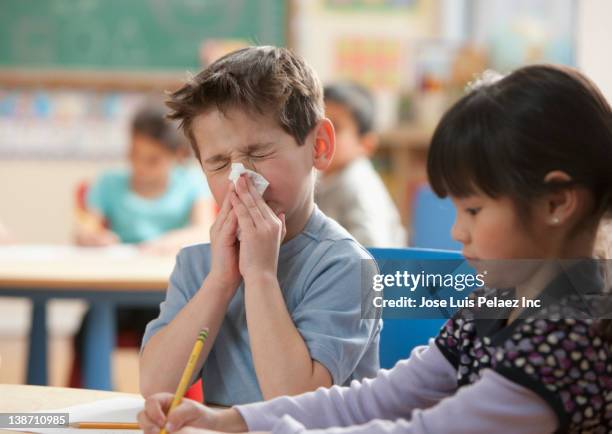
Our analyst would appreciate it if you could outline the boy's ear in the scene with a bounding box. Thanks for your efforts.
[542,170,579,227]
[312,118,335,171]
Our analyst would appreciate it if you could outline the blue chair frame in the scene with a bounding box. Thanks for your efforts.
[410,185,462,251]
[367,247,463,369]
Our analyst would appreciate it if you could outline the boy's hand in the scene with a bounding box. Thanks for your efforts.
[230,175,286,284]
[138,393,215,433]
[207,182,241,293]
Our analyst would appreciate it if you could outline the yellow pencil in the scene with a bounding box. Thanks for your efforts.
[160,328,209,434]
[70,422,140,429]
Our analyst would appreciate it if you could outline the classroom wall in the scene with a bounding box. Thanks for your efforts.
[577,0,612,102]
[294,0,439,130]
[1,1,609,245]
[0,160,122,243]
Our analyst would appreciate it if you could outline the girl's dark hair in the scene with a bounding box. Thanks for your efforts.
[132,104,187,153]
[427,64,612,339]
[428,65,612,215]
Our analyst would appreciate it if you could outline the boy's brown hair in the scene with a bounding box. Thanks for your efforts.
[166,46,324,162]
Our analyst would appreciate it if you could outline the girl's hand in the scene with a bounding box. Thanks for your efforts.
[137,393,217,434]
[138,393,251,434]
[138,238,180,256]
[230,175,286,285]
[75,228,119,247]
[207,182,242,294]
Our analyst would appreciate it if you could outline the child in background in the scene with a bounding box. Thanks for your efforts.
[139,65,611,433]
[315,82,405,247]
[71,104,214,386]
[75,104,214,253]
[139,47,381,406]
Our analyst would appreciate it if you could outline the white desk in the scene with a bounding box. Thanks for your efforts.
[0,245,174,390]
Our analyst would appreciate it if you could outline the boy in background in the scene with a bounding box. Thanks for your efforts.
[316,82,405,247]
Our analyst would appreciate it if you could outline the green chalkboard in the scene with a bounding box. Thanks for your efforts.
[0,0,286,71]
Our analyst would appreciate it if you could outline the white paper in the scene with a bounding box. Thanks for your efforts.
[8,397,144,434]
[228,163,269,196]
[228,163,270,241]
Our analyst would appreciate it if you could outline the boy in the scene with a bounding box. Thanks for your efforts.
[316,82,405,247]
[139,46,381,406]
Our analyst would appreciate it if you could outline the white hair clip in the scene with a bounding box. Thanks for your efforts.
[465,69,505,93]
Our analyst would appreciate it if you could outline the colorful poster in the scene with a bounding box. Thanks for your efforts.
[325,0,417,11]
[0,88,145,160]
[335,37,403,90]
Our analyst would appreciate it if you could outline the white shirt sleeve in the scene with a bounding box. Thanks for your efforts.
[235,341,457,431]
[266,370,558,434]
[235,341,558,434]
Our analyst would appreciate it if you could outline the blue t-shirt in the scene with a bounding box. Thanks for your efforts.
[87,166,211,244]
[142,206,381,406]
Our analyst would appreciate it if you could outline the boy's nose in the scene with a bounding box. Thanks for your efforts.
[241,158,256,172]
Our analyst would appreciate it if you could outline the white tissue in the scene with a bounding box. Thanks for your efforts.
[229,163,270,196]
[228,163,270,241]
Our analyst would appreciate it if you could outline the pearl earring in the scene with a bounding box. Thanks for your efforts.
[551,217,560,225]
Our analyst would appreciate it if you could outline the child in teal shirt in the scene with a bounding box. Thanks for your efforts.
[86,164,208,245]
[71,105,213,387]
[76,105,213,252]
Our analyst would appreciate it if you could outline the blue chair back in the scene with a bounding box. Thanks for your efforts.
[368,247,463,369]
[411,184,462,250]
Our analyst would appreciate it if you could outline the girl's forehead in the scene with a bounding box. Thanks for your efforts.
[449,192,508,205]
[131,134,174,156]
[448,188,487,201]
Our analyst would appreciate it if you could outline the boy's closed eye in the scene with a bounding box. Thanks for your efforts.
[209,161,230,172]
[203,153,231,172]
[207,153,273,172]
[249,151,274,159]
[244,142,277,161]
[465,207,481,216]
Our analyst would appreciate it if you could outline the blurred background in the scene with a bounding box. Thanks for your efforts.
[0,0,610,392]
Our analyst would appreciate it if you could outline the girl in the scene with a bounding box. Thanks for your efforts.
[138,65,611,433]
[71,104,214,387]
[75,104,214,252]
